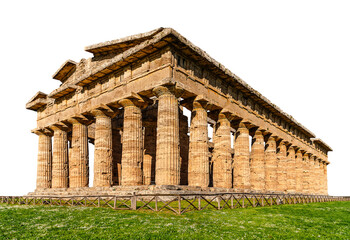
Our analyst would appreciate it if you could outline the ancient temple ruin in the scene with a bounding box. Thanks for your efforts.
[26,28,331,196]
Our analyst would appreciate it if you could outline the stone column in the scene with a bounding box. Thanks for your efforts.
[69,119,89,188]
[153,85,183,185]
[51,126,69,188]
[286,146,296,193]
[323,162,328,195]
[92,110,113,187]
[302,153,311,195]
[250,129,265,192]
[143,125,157,185]
[315,158,322,195]
[233,122,250,191]
[179,110,189,185]
[265,135,277,192]
[295,150,303,194]
[212,112,232,188]
[33,129,52,189]
[118,99,144,186]
[112,129,122,185]
[310,155,317,194]
[188,98,209,187]
[276,141,287,193]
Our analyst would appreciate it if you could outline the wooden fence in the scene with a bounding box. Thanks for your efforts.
[1,193,349,215]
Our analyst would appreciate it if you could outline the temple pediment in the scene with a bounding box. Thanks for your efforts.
[26,91,48,111]
[52,60,77,83]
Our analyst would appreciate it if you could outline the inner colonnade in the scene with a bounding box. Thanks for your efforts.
[27,28,331,196]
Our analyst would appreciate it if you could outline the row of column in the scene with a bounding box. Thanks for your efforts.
[35,85,328,195]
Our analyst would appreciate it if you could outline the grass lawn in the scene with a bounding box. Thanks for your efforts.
[0,201,349,239]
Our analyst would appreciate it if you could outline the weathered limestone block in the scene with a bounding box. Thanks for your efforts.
[69,120,89,188]
[34,130,52,189]
[286,146,296,193]
[233,122,250,191]
[119,99,144,186]
[276,141,287,193]
[212,112,232,188]
[153,85,182,185]
[250,129,265,192]
[265,135,277,192]
[179,109,189,185]
[302,153,311,194]
[295,150,303,194]
[188,99,209,187]
[51,126,69,188]
[93,110,113,187]
[112,129,122,185]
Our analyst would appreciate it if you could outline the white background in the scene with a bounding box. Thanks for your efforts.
[0,0,349,196]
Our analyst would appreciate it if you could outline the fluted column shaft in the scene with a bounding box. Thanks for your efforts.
[315,159,321,194]
[286,147,296,193]
[212,113,232,188]
[188,100,209,187]
[276,141,287,193]
[265,136,277,192]
[35,132,52,189]
[52,127,69,188]
[112,129,122,185]
[323,162,328,195]
[119,99,143,186]
[295,150,303,193]
[250,130,265,192]
[310,156,317,194]
[93,111,113,187]
[154,86,181,185]
[302,153,311,194]
[143,125,157,185]
[233,122,250,191]
[70,121,89,188]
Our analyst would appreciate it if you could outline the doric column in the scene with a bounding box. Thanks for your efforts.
[153,85,183,185]
[276,140,287,193]
[143,125,157,185]
[286,146,296,193]
[33,129,52,189]
[250,129,265,192]
[265,135,277,192]
[310,155,317,194]
[188,97,209,187]
[212,111,232,188]
[295,150,303,194]
[92,110,113,187]
[51,125,69,188]
[68,119,89,188]
[179,110,189,185]
[112,129,122,185]
[118,98,144,186]
[233,122,250,191]
[302,153,311,195]
[323,161,328,195]
[315,158,321,195]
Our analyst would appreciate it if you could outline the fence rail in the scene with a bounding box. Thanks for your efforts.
[1,193,349,215]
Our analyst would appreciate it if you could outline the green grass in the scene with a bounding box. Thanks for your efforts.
[0,201,349,239]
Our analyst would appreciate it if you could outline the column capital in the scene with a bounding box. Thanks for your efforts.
[49,122,71,132]
[67,114,93,125]
[91,104,120,118]
[118,93,149,109]
[153,84,184,98]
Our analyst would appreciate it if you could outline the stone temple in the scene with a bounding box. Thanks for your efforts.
[26,28,331,196]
